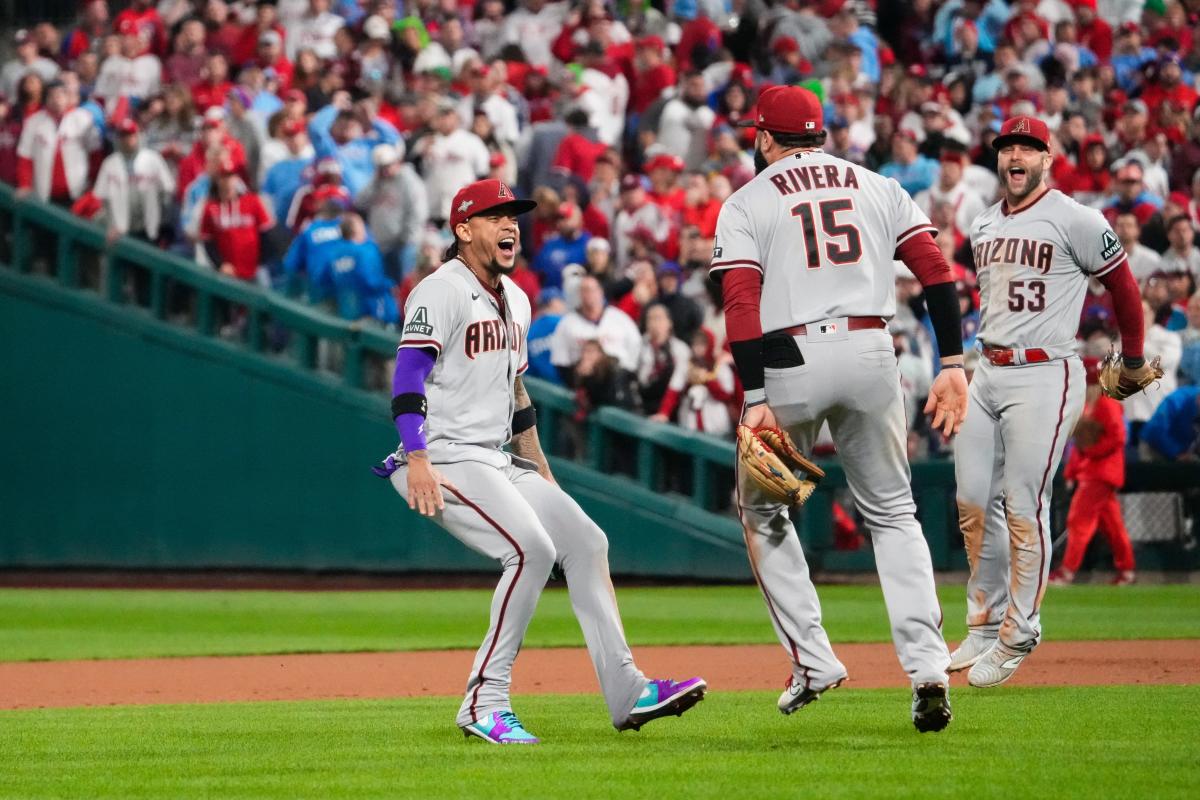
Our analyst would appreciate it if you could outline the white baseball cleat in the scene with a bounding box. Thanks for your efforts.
[948,633,995,673]
[777,674,847,715]
[967,641,1029,688]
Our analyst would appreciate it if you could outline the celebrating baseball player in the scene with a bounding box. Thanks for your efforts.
[710,85,967,733]
[373,179,706,745]
[950,116,1161,687]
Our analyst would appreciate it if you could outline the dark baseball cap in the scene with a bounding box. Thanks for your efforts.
[992,115,1050,151]
[736,85,823,135]
[449,179,536,229]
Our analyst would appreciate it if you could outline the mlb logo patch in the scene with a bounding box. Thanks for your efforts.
[819,323,838,334]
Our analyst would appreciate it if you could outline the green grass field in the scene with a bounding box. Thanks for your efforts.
[2,688,1196,799]
[2,584,1198,661]
[2,584,1197,798]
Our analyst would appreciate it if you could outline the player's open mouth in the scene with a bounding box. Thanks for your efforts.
[498,237,516,255]
[1008,167,1026,177]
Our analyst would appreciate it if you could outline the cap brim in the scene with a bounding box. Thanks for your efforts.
[462,199,538,223]
[992,133,1048,152]
[734,119,759,128]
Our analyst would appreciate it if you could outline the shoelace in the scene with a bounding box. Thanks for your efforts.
[496,710,524,731]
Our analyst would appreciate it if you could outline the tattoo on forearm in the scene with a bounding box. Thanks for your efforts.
[511,377,550,472]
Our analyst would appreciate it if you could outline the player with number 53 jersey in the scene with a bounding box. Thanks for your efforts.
[950,116,1148,689]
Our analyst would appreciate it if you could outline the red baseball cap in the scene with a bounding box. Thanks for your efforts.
[312,184,351,207]
[736,85,823,135]
[645,153,685,173]
[992,115,1050,151]
[284,89,307,104]
[282,118,305,136]
[449,179,537,230]
[116,118,139,135]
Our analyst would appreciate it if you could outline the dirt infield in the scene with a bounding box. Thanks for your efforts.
[3,640,1197,710]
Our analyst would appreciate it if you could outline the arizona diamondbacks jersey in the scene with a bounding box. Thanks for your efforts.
[969,189,1126,351]
[397,259,530,466]
[710,150,936,330]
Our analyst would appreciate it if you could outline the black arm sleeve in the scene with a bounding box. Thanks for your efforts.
[729,338,765,392]
[923,281,964,358]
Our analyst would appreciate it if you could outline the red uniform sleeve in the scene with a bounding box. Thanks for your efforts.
[253,195,272,229]
[722,268,763,342]
[894,231,953,286]
[1097,262,1144,359]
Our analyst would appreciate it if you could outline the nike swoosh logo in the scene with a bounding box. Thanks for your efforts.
[471,292,480,300]
[1000,656,1025,669]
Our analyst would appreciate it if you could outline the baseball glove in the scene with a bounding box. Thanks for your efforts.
[737,425,825,506]
[1098,351,1164,401]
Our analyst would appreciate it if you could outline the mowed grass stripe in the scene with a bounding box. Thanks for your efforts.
[1,687,1196,799]
[0,584,1197,662]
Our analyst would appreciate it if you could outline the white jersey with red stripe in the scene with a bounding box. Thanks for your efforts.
[709,149,936,331]
[969,188,1126,351]
[397,258,530,466]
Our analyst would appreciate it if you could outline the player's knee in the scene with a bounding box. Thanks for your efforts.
[521,532,557,574]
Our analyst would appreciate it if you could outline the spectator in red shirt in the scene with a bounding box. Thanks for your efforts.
[113,0,165,57]
[645,153,686,221]
[1140,56,1198,120]
[192,52,233,113]
[255,31,294,91]
[674,6,722,74]
[1061,134,1111,201]
[203,0,243,60]
[1002,0,1050,46]
[165,18,208,86]
[233,2,286,68]
[200,161,274,283]
[176,108,247,200]
[630,36,675,115]
[681,171,720,239]
[1072,0,1112,61]
[62,0,110,64]
[552,108,607,182]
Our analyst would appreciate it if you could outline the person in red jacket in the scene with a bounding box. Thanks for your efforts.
[113,0,165,57]
[1050,358,1136,586]
[1072,0,1112,61]
[630,36,675,115]
[176,109,247,200]
[199,161,274,283]
[552,108,607,182]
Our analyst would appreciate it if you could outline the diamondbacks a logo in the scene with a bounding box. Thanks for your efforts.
[1101,230,1121,261]
[498,182,512,199]
[1012,117,1030,134]
[404,306,433,337]
[457,199,475,214]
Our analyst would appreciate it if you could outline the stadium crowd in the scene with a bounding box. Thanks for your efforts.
[1,0,1199,460]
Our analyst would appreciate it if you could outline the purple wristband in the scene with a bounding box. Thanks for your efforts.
[393,347,436,453]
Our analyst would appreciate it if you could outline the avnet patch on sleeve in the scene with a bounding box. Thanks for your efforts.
[405,307,434,336]
[1100,230,1120,261]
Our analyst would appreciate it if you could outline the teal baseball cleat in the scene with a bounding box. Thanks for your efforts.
[617,677,708,731]
[461,710,540,745]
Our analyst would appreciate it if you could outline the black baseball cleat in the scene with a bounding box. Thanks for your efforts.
[911,682,953,733]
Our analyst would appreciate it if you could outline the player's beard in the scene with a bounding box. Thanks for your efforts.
[488,256,516,276]
[754,146,768,175]
[1003,160,1045,202]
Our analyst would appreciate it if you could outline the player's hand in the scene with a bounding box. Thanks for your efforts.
[742,402,778,430]
[406,453,455,517]
[649,413,669,423]
[924,365,968,438]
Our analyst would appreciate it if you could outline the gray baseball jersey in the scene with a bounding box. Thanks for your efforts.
[953,188,1115,661]
[396,259,531,468]
[969,189,1127,352]
[711,151,951,693]
[710,149,935,330]
[388,257,656,730]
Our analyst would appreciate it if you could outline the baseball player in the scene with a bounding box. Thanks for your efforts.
[711,85,968,733]
[373,179,706,745]
[951,116,1151,687]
